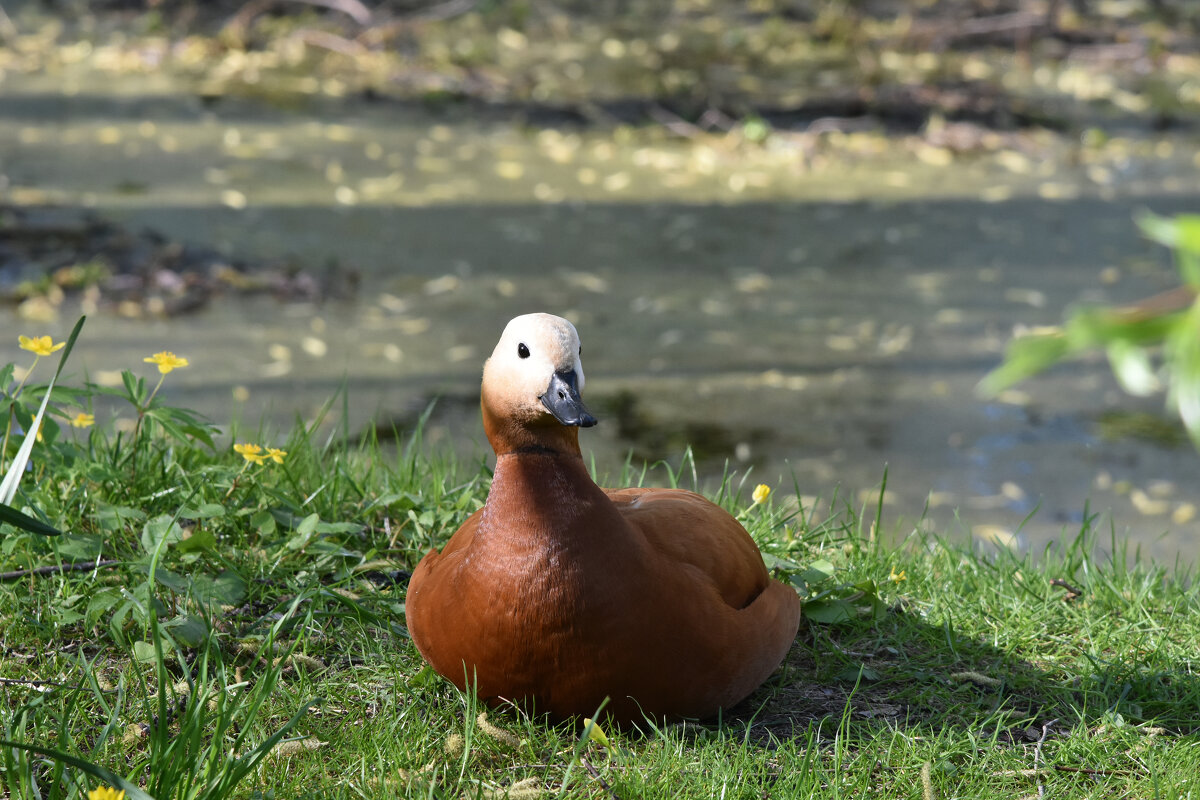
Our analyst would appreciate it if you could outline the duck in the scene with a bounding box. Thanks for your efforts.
[405,313,801,724]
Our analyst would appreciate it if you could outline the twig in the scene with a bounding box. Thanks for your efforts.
[580,755,621,800]
[1054,765,1134,778]
[956,12,1046,37]
[0,560,121,581]
[289,28,368,56]
[226,0,373,43]
[357,0,478,46]
[647,106,706,139]
[1112,285,1198,323]
[1049,578,1083,602]
[1034,719,1058,800]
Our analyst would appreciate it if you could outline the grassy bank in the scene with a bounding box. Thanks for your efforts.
[1,339,1198,799]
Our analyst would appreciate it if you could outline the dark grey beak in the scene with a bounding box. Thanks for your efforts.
[540,369,597,427]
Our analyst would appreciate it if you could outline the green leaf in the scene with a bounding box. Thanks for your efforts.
[836,665,880,682]
[180,503,227,519]
[1166,304,1200,447]
[163,614,208,647]
[131,640,158,663]
[1107,340,1160,396]
[177,526,217,553]
[1138,212,1200,286]
[977,329,1070,396]
[153,567,189,593]
[799,559,837,585]
[141,515,185,554]
[287,513,321,550]
[121,369,145,405]
[191,570,246,606]
[803,598,856,624]
[0,501,63,536]
[86,589,122,626]
[54,533,104,560]
[0,316,86,507]
[251,508,276,535]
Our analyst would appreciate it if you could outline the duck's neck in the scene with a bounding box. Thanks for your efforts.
[479,449,604,541]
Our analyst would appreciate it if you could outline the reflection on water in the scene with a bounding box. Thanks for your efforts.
[2,73,1200,563]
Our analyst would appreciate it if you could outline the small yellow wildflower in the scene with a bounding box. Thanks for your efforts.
[889,567,907,584]
[752,484,771,505]
[582,717,610,748]
[266,447,288,464]
[18,335,65,357]
[88,787,126,800]
[234,443,267,464]
[69,412,95,428]
[144,351,189,374]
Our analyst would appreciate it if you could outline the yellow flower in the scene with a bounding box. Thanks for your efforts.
[266,447,288,464]
[144,351,189,374]
[752,484,771,505]
[234,443,267,464]
[88,787,125,800]
[18,335,65,357]
[69,412,95,428]
[889,567,907,584]
[582,717,610,748]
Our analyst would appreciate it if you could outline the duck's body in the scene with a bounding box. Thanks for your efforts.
[405,314,801,724]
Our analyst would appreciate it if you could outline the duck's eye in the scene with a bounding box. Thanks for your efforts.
[578,346,582,356]
[517,342,530,359]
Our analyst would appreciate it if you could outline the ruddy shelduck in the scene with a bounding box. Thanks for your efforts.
[405,313,801,723]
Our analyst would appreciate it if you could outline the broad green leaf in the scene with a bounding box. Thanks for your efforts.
[251,508,276,535]
[54,533,105,561]
[835,665,880,682]
[131,640,158,663]
[141,515,185,554]
[799,559,837,585]
[803,598,856,624]
[287,512,321,550]
[180,503,227,519]
[192,570,247,606]
[163,614,208,647]
[177,526,217,553]
[152,567,189,593]
[86,589,122,626]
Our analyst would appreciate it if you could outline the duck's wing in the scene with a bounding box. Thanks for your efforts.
[405,509,483,678]
[605,487,771,610]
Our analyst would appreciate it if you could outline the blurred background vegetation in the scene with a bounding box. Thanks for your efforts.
[5,0,1199,135]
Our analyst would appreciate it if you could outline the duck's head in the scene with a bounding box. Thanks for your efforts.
[481,313,597,455]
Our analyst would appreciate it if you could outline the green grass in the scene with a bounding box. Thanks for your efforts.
[1,346,1199,799]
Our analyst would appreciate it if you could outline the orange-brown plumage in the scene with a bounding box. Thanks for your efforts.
[405,313,800,724]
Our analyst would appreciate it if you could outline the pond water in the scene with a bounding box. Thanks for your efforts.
[3,67,1200,563]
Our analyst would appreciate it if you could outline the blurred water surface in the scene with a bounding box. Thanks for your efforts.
[3,67,1200,562]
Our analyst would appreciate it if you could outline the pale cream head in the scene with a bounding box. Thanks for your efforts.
[482,313,586,423]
